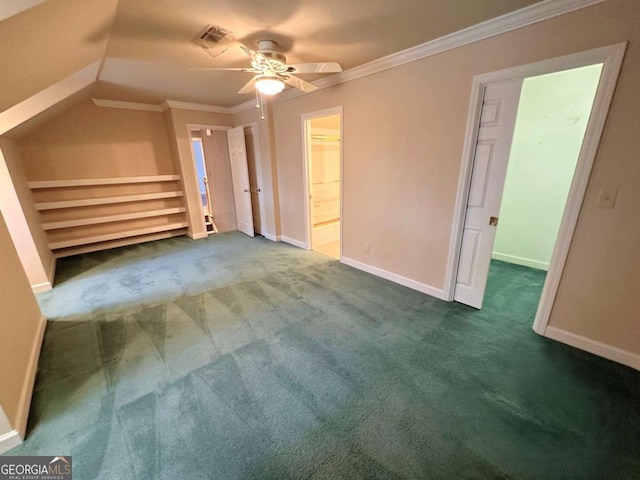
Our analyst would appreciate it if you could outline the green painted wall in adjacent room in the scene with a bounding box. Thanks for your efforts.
[492,64,603,270]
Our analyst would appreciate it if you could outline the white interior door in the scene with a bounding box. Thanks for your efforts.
[454,79,523,308]
[227,126,254,237]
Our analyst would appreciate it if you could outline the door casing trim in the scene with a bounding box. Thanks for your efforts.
[301,106,344,259]
[443,42,626,336]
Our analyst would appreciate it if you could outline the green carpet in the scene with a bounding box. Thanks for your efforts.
[5,232,639,479]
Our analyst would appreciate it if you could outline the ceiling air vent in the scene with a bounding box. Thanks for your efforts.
[192,25,234,58]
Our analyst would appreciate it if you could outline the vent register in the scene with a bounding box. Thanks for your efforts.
[192,25,235,57]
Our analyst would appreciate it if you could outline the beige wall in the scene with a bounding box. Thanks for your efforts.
[0,139,54,289]
[20,101,175,180]
[200,129,237,233]
[163,108,233,238]
[0,211,44,438]
[233,107,281,238]
[269,0,640,355]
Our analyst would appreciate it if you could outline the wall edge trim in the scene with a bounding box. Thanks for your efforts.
[544,326,640,370]
[90,98,163,112]
[31,281,52,294]
[162,100,233,114]
[47,257,56,287]
[15,314,47,439]
[0,430,21,455]
[187,231,208,240]
[280,236,306,249]
[491,252,549,270]
[341,256,446,300]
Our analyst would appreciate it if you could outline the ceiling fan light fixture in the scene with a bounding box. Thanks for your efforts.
[255,75,285,95]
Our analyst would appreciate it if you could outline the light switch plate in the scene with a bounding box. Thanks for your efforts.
[597,189,617,209]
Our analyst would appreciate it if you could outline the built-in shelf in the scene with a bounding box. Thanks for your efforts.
[36,191,184,211]
[42,207,186,230]
[31,174,190,257]
[28,174,181,189]
[53,229,187,258]
[48,222,189,250]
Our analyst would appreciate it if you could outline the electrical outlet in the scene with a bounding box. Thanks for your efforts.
[364,242,370,253]
[597,189,617,209]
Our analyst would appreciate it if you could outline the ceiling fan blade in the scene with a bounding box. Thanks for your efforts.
[283,75,318,93]
[238,77,258,94]
[239,44,269,64]
[287,62,343,74]
[239,45,255,58]
[188,67,252,72]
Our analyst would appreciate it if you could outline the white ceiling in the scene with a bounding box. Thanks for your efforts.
[1,0,542,110]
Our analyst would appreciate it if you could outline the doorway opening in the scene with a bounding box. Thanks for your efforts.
[445,43,625,340]
[189,130,217,234]
[302,108,343,259]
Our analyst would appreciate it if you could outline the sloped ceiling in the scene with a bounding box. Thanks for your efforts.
[0,0,119,111]
[1,0,541,113]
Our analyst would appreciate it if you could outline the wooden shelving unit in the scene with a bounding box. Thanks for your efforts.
[31,175,189,257]
[35,191,184,211]
[28,174,181,189]
[41,207,186,230]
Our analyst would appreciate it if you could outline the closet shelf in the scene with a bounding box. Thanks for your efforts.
[42,207,186,230]
[28,174,181,189]
[48,221,189,250]
[35,191,184,211]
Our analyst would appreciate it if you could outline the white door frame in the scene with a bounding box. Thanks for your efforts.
[443,42,626,335]
[187,124,230,234]
[301,106,344,257]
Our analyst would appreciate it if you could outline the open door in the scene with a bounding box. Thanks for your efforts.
[454,79,522,308]
[226,126,254,237]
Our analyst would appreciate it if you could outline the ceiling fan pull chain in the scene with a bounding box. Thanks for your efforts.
[260,91,266,120]
[255,87,260,108]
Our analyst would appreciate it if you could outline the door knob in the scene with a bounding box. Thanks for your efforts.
[489,216,499,226]
[244,189,249,192]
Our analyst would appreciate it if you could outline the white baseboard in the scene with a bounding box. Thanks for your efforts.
[0,429,21,454]
[15,314,47,438]
[281,236,308,250]
[187,231,208,240]
[492,252,549,270]
[262,232,280,242]
[31,281,52,294]
[341,256,446,300]
[544,326,640,371]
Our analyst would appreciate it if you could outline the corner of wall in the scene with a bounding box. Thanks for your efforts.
[0,139,54,289]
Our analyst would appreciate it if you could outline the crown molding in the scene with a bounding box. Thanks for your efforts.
[91,98,163,112]
[229,0,606,112]
[161,100,233,114]
[90,98,235,115]
[229,100,258,115]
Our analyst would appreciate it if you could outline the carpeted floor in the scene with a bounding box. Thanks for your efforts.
[6,232,640,479]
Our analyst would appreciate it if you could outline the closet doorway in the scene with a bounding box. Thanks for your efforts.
[189,130,217,234]
[444,43,625,340]
[188,125,238,235]
[302,107,343,259]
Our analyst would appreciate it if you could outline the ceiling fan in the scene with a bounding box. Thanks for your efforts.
[192,39,343,96]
